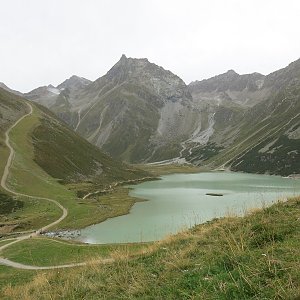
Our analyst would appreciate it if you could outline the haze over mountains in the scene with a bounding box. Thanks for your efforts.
[2,56,300,176]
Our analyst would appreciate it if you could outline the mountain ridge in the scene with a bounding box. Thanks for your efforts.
[15,56,300,175]
[0,87,149,193]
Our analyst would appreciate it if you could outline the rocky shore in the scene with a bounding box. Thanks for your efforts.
[41,230,81,240]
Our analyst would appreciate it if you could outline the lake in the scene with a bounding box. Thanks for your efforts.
[77,172,300,244]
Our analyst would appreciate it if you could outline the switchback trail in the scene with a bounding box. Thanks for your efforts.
[0,102,112,269]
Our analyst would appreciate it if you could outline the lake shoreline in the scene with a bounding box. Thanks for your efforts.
[75,171,300,244]
[43,169,300,242]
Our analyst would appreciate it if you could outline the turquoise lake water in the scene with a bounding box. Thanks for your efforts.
[77,172,300,244]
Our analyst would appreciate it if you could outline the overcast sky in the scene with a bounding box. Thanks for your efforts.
[1,0,300,92]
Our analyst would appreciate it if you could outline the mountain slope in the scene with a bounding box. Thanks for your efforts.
[0,88,30,216]
[32,103,149,185]
[0,88,29,131]
[187,59,300,176]
[0,87,150,232]
[189,70,268,107]
[2,87,149,189]
[0,86,148,187]
[24,57,300,175]
[0,83,23,97]
[24,75,91,108]
[47,55,202,163]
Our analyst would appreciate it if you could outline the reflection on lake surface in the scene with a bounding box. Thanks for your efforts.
[77,172,300,244]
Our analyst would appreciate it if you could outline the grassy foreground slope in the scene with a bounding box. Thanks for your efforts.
[0,88,150,233]
[1,196,300,299]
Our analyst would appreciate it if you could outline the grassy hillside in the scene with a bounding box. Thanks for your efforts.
[0,89,151,234]
[231,134,300,176]
[1,196,300,299]
[0,88,30,233]
[0,88,29,131]
[32,102,149,186]
[229,84,300,175]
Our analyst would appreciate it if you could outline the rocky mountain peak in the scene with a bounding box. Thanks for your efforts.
[57,75,91,91]
[110,55,149,72]
[99,56,188,102]
[120,54,127,61]
[188,68,267,94]
[226,69,238,76]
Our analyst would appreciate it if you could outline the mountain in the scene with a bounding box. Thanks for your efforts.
[24,75,91,108]
[0,82,23,97]
[37,55,203,163]
[186,59,300,176]
[26,56,300,176]
[0,87,149,195]
[23,84,60,107]
[188,70,268,107]
[56,75,91,91]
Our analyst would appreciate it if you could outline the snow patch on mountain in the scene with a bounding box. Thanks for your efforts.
[47,86,60,95]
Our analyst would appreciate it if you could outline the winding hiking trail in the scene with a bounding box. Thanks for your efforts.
[0,102,110,269]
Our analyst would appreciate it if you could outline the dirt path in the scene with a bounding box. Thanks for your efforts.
[0,102,106,269]
[0,257,114,270]
[1,102,68,232]
[0,257,86,270]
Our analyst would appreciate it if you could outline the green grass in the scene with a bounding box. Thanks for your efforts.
[1,238,149,267]
[0,141,9,186]
[31,109,149,186]
[2,196,300,299]
[0,239,16,247]
[0,195,61,233]
[231,133,300,176]
[0,91,26,229]
[139,163,203,176]
[0,192,23,215]
[58,186,146,229]
[2,104,149,230]
[188,142,224,163]
[0,266,37,293]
